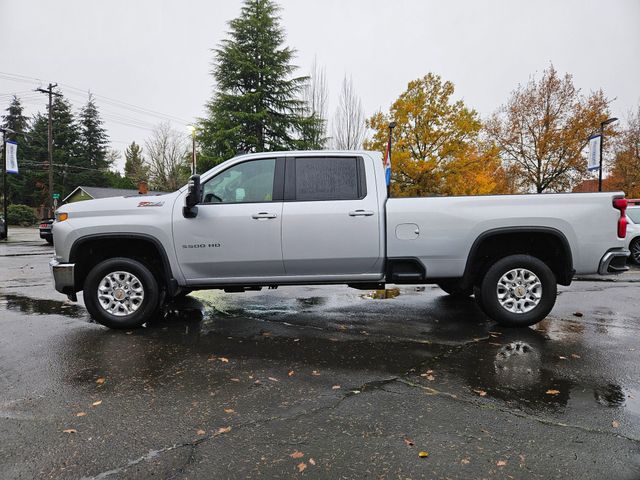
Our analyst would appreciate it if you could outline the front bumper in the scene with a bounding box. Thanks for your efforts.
[49,259,75,294]
[598,249,630,275]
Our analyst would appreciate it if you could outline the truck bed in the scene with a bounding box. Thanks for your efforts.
[385,192,625,278]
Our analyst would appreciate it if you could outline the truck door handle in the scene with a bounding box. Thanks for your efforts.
[348,210,374,217]
[252,212,277,219]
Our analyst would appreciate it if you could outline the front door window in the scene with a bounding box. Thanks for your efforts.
[202,159,276,204]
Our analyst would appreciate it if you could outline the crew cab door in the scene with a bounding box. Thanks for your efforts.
[281,155,383,277]
[173,157,285,282]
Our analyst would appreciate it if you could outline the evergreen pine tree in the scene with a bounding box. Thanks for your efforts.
[198,0,316,164]
[78,93,110,186]
[2,97,33,206]
[123,141,149,184]
[1,96,29,140]
[43,92,84,199]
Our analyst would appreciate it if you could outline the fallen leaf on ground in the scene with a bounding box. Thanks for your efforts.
[92,400,102,407]
[332,385,341,390]
[125,331,133,335]
[612,420,620,428]
[208,355,216,361]
[63,429,77,434]
[288,370,295,377]
[418,451,429,458]
[261,331,272,337]
[297,462,307,472]
[224,408,235,414]
[309,458,316,465]
[268,377,279,382]
[230,378,240,382]
[95,377,106,385]
[75,412,87,417]
[219,357,229,363]
[473,389,487,397]
[196,429,206,435]
[290,451,304,459]
[571,354,581,359]
[558,356,567,360]
[573,312,584,317]
[404,438,414,447]
[217,426,232,434]
[311,370,320,376]
[496,460,507,467]
[545,389,560,395]
[461,458,470,465]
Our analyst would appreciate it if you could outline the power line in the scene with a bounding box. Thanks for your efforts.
[0,71,192,125]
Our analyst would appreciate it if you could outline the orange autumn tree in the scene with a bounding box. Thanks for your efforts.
[610,106,640,198]
[364,73,507,197]
[485,65,612,193]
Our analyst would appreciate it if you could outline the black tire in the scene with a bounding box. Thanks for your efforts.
[83,257,160,329]
[437,280,472,297]
[45,236,53,245]
[630,238,640,265]
[479,254,557,328]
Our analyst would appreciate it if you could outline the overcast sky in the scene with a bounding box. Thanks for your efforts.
[1,0,638,171]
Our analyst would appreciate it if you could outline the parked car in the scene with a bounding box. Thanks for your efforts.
[49,150,630,330]
[626,202,640,264]
[39,218,54,245]
[0,215,6,240]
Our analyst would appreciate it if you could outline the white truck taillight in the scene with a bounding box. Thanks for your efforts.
[613,198,628,238]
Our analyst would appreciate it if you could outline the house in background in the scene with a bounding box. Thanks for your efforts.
[63,182,167,204]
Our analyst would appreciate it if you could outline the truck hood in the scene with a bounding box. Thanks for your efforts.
[58,192,180,219]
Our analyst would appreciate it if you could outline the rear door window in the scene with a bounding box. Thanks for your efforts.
[290,157,366,201]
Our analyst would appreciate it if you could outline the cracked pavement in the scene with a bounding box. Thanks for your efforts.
[1,228,640,479]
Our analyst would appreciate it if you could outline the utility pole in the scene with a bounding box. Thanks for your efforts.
[36,83,62,217]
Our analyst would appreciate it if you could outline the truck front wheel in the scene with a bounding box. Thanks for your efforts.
[84,257,160,329]
[477,254,557,327]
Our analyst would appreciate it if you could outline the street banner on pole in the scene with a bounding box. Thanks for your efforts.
[6,140,18,174]
[588,134,601,171]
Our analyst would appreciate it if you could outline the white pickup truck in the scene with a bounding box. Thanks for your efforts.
[50,151,630,329]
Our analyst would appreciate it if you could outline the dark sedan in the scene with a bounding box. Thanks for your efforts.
[39,218,54,245]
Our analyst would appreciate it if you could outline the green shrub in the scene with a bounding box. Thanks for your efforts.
[7,204,38,226]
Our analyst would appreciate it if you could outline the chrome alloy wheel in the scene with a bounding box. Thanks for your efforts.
[496,268,542,314]
[97,271,145,316]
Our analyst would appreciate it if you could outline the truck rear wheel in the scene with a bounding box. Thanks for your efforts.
[84,257,160,329]
[477,254,556,327]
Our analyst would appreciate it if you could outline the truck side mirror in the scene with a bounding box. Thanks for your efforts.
[183,175,201,218]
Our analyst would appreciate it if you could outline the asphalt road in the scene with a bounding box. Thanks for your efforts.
[1,229,640,479]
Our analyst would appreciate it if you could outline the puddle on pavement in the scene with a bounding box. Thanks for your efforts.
[362,288,401,300]
[6,286,639,419]
[0,293,85,318]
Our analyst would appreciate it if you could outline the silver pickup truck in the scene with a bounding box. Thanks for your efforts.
[50,150,630,329]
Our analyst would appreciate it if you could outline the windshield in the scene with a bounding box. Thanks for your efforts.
[628,208,640,224]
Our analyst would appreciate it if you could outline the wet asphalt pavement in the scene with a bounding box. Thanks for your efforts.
[1,230,640,479]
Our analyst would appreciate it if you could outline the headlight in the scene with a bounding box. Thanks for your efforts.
[55,211,68,222]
